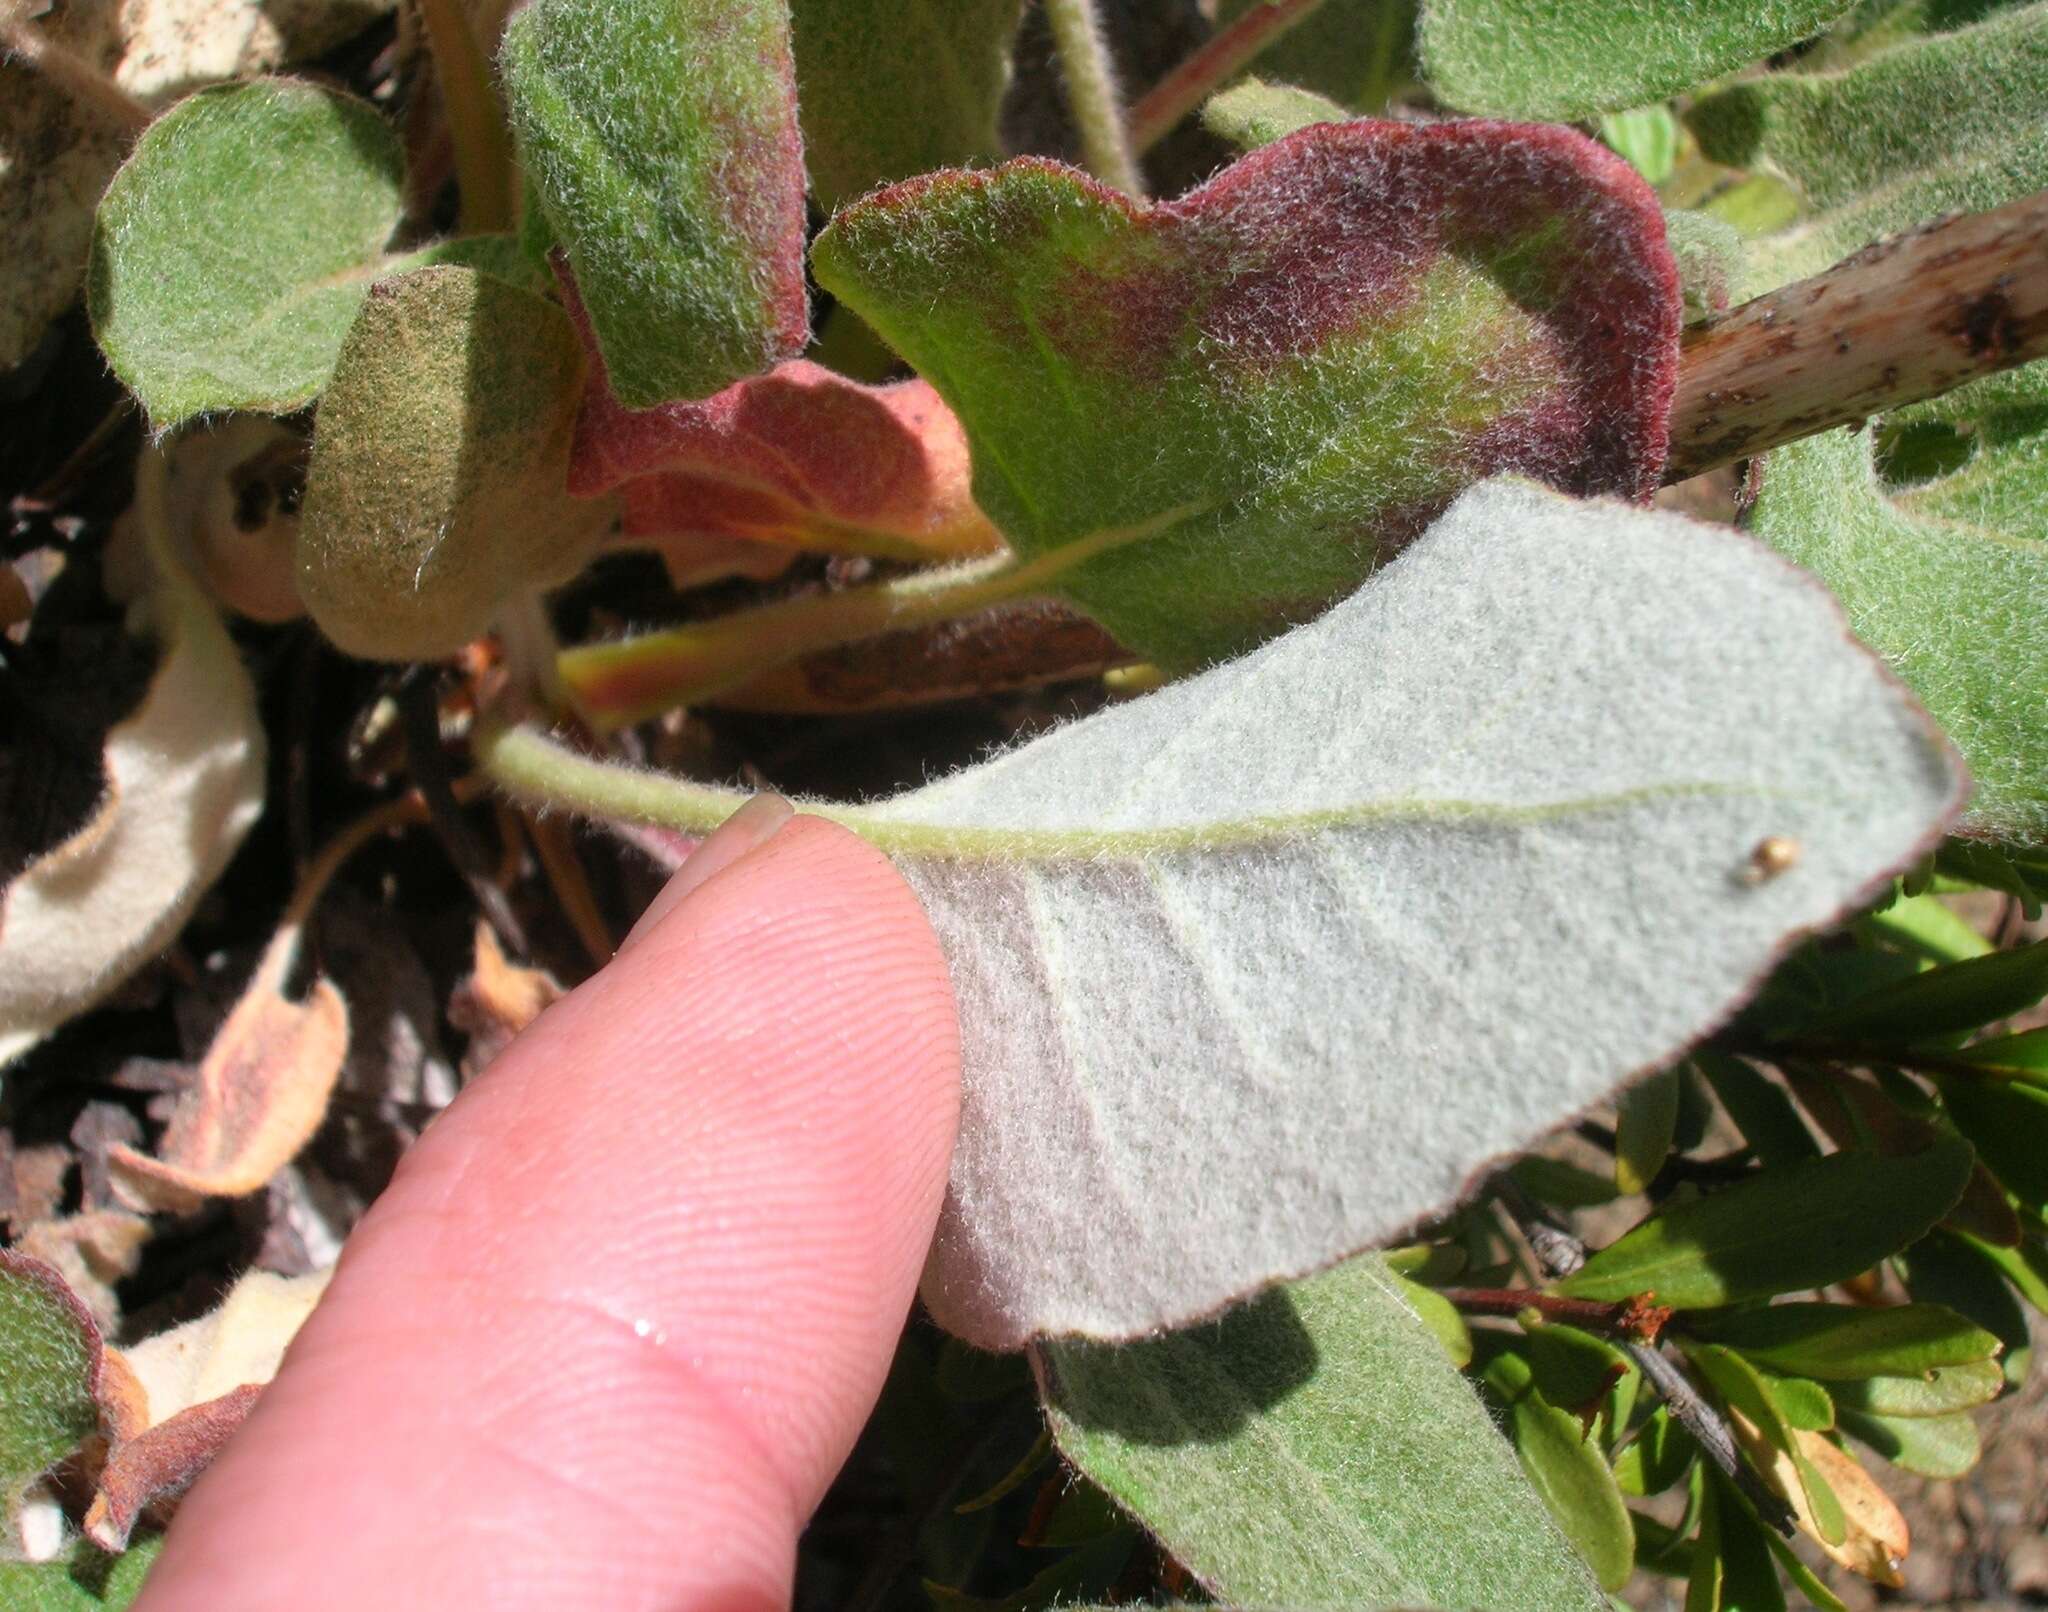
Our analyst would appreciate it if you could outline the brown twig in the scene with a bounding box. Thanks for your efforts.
[1490,1174,1800,1536]
[1440,1287,1673,1342]
[1667,187,2048,483]
[1128,0,1334,154]
[523,811,615,970]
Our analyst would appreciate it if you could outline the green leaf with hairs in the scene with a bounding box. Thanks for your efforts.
[790,0,1025,211]
[1709,8,2048,841]
[88,80,403,426]
[501,0,807,406]
[295,266,610,662]
[1418,0,1858,120]
[1041,1256,1607,1611]
[1559,1141,1975,1308]
[1694,1302,2002,1379]
[0,1534,164,1610]
[813,120,1679,673]
[1483,1349,1635,1593]
[1201,78,1349,152]
[1,1253,104,1527]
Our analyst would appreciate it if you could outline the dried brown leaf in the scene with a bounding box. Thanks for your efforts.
[448,920,564,1075]
[1730,1406,1909,1585]
[15,1211,153,1335]
[119,1266,331,1426]
[108,930,348,1211]
[83,1382,260,1551]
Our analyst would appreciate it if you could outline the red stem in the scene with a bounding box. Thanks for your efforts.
[1128,0,1333,154]
[1439,1287,1674,1343]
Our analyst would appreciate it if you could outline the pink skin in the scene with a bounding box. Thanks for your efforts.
[132,810,962,1612]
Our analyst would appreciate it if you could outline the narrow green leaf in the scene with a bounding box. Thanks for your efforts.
[789,0,1025,211]
[952,1428,1051,1514]
[1938,840,2048,917]
[1952,1229,2048,1313]
[925,1533,1132,1612]
[1937,1072,2048,1205]
[1831,1357,2006,1416]
[486,478,1968,1346]
[1898,1233,2033,1385]
[1762,1524,1850,1612]
[1559,1141,1975,1309]
[1201,77,1350,151]
[1952,1027,2048,1081]
[1711,1473,1790,1612]
[1758,1373,1835,1431]
[1854,891,1994,965]
[501,0,807,405]
[1693,1301,2002,1378]
[812,121,1680,674]
[1686,1344,1840,1544]
[1383,1243,1468,1283]
[1795,943,2048,1048]
[1039,1256,1606,1611]
[1615,1408,1699,1497]
[1419,0,1859,120]
[1693,1056,1819,1168]
[1394,1274,1473,1366]
[1521,1322,1640,1433]
[1837,1406,1982,1477]
[1685,1471,1726,1612]
[1514,1156,1624,1209]
[296,266,609,661]
[1616,1068,1683,1195]
[0,1533,164,1610]
[1484,1351,1636,1592]
[89,80,403,425]
[0,1252,103,1516]
[1599,107,1679,184]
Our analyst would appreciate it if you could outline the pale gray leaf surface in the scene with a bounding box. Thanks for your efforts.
[858,478,1964,1347]
[1041,1254,1605,1611]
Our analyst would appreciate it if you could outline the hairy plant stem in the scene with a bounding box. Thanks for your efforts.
[1,19,150,133]
[1666,185,2048,482]
[415,0,516,233]
[1128,0,1334,154]
[1042,0,1146,196]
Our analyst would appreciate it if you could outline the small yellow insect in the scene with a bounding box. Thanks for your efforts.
[1736,835,1801,885]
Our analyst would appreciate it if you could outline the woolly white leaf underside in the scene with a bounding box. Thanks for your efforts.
[488,478,1965,1348]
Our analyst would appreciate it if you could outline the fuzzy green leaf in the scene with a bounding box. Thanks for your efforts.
[1687,3,2048,216]
[1559,1141,1975,1308]
[790,0,1025,211]
[501,0,807,406]
[1694,1302,2002,1379]
[1418,0,1859,120]
[1717,10,2048,841]
[296,266,608,661]
[1200,78,1350,151]
[1041,1256,1607,1611]
[0,1253,102,1518]
[88,80,403,426]
[1831,1356,2006,1416]
[811,121,1680,673]
[489,477,1967,1347]
[1599,107,1679,184]
[1837,1406,1982,1477]
[0,1534,163,1610]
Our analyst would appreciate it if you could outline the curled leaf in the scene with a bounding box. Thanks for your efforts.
[118,1267,332,1429]
[2,1253,107,1544]
[565,278,1004,579]
[108,929,347,1211]
[447,921,564,1074]
[814,119,1680,672]
[296,265,609,662]
[0,468,266,1067]
[82,1384,260,1552]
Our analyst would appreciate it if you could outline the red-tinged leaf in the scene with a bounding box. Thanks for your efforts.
[812,119,1680,672]
[563,272,1004,581]
[109,929,348,1212]
[83,1384,261,1553]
